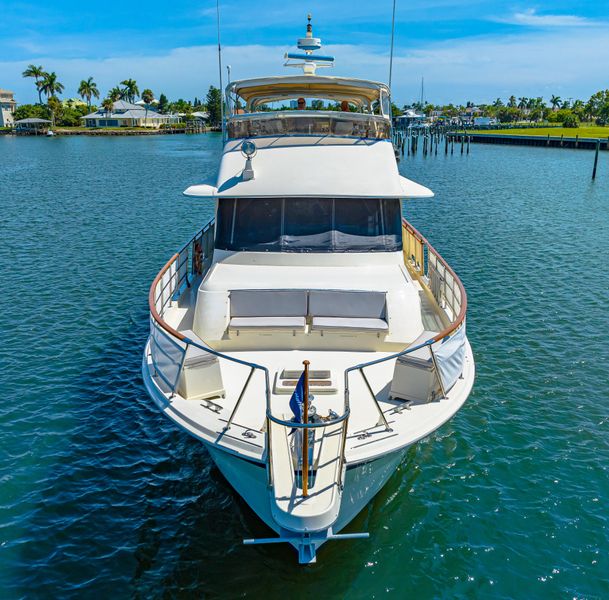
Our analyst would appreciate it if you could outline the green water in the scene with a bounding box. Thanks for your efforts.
[1,134,608,598]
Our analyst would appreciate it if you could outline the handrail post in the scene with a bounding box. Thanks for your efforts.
[302,360,310,497]
[223,366,255,431]
[359,368,392,431]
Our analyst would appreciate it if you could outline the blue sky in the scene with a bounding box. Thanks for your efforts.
[2,0,608,105]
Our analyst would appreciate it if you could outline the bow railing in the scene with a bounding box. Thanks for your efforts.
[344,219,468,426]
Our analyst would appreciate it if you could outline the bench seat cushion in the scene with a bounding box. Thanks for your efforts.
[311,316,388,332]
[309,290,386,319]
[229,316,306,331]
[230,289,307,318]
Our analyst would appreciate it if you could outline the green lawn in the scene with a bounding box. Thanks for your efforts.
[481,126,609,139]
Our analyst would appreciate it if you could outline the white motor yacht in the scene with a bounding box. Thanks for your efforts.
[142,17,475,564]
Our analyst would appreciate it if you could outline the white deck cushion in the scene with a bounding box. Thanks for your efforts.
[181,329,218,366]
[230,289,308,317]
[311,316,388,332]
[229,316,306,330]
[308,290,386,319]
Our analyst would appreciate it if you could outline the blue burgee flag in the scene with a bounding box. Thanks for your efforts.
[289,372,306,424]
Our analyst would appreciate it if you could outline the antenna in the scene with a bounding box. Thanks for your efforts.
[388,0,397,91]
[284,15,334,75]
[216,0,224,137]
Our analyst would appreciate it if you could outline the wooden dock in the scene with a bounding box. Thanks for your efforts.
[452,132,609,150]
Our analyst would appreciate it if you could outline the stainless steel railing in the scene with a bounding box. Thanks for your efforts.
[343,219,468,423]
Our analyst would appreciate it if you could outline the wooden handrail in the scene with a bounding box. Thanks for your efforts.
[402,218,468,343]
[148,251,186,342]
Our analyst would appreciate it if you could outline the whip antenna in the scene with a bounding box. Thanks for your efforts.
[388,0,397,91]
[216,0,225,137]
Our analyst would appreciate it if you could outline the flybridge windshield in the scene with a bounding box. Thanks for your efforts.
[215,198,402,253]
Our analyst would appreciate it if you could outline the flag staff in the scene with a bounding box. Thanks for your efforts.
[302,360,310,497]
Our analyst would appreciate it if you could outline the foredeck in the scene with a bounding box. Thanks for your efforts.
[144,218,469,465]
[144,344,474,464]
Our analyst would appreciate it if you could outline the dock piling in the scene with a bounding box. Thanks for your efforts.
[592,139,600,180]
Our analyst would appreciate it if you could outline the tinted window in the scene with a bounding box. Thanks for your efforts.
[215,197,402,253]
[334,198,383,237]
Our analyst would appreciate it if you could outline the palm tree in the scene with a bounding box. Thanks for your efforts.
[492,98,504,107]
[120,79,139,103]
[108,86,123,102]
[508,95,517,108]
[141,88,154,127]
[550,95,561,110]
[101,98,114,118]
[78,77,100,108]
[517,97,528,110]
[40,72,64,100]
[22,64,46,104]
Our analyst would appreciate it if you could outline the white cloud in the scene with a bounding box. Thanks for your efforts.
[496,9,596,27]
[3,25,609,107]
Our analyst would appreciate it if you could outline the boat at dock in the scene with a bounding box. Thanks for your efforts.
[142,16,475,564]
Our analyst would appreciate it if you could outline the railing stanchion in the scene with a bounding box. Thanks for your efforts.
[359,368,391,430]
[302,360,310,497]
[223,366,255,431]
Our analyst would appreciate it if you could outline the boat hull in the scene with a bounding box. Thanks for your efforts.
[203,438,408,561]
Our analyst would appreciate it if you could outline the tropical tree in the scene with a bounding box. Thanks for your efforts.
[492,98,504,107]
[108,87,123,102]
[157,93,169,114]
[550,95,561,110]
[206,85,222,127]
[47,95,62,127]
[39,72,64,100]
[508,95,517,108]
[101,98,114,117]
[120,79,139,103]
[77,77,100,107]
[517,97,528,110]
[141,88,154,126]
[22,64,46,104]
[571,99,585,120]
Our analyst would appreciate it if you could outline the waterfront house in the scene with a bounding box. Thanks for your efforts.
[0,89,17,127]
[394,108,426,129]
[14,118,51,135]
[81,100,171,128]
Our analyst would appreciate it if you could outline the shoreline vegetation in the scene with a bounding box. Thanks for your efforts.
[13,65,223,133]
[8,64,609,139]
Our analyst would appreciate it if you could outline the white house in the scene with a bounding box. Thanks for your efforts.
[0,89,16,127]
[81,100,172,128]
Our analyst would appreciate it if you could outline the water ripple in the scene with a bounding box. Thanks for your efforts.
[1,136,608,598]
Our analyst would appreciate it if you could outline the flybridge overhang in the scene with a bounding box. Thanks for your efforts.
[228,76,390,111]
[183,140,433,199]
